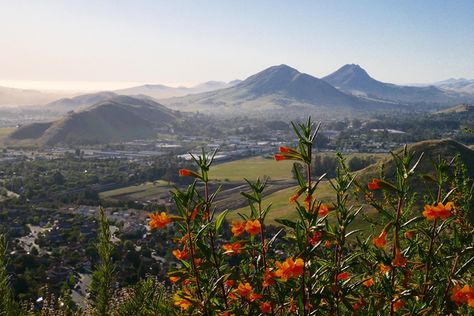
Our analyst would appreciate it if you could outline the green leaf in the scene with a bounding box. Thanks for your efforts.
[215,210,228,233]
[455,256,474,276]
[241,191,258,203]
[275,219,297,230]
[293,163,306,188]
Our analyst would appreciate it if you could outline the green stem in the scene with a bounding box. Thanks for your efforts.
[204,181,228,309]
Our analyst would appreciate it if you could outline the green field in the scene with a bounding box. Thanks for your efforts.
[210,156,295,182]
[227,181,335,223]
[0,128,14,144]
[100,180,172,201]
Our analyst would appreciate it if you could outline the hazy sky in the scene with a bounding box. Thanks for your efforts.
[1,0,473,90]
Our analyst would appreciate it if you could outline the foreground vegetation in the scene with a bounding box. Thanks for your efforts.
[1,118,473,315]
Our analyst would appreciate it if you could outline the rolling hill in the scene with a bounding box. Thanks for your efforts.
[356,139,474,184]
[433,78,474,94]
[322,64,471,107]
[434,103,474,114]
[0,85,69,107]
[7,95,179,145]
[160,64,394,117]
[115,80,241,99]
[45,91,118,111]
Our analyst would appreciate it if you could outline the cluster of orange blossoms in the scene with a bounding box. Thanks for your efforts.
[274,257,304,282]
[231,219,261,237]
[422,202,454,221]
[222,282,271,314]
[148,212,172,229]
[451,284,474,307]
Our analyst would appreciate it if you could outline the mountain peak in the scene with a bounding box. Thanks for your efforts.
[330,64,372,80]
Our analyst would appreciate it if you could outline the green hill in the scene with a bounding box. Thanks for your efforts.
[356,139,474,187]
[7,96,179,145]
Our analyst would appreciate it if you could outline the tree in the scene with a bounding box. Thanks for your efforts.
[89,207,114,316]
[0,234,20,315]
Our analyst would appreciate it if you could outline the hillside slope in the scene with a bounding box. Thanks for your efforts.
[356,139,474,184]
[323,64,471,107]
[7,96,178,145]
[161,64,394,118]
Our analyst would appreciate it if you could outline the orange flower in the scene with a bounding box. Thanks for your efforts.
[337,272,349,281]
[275,257,304,281]
[231,221,246,237]
[172,248,188,260]
[451,284,474,307]
[393,299,404,312]
[249,293,263,302]
[304,194,312,211]
[363,277,374,288]
[352,302,361,311]
[148,212,172,229]
[260,302,272,314]
[228,292,237,301]
[423,202,454,221]
[318,203,329,216]
[289,191,302,204]
[367,178,381,190]
[324,240,331,249]
[224,279,234,287]
[174,294,192,310]
[379,263,390,273]
[279,146,292,153]
[245,219,261,236]
[179,169,192,176]
[310,231,323,246]
[404,231,414,240]
[169,276,180,283]
[373,229,388,248]
[263,269,276,288]
[274,154,286,161]
[379,263,391,274]
[223,242,242,255]
[237,282,253,298]
[391,248,407,268]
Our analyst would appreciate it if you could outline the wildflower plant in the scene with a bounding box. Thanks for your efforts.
[144,117,473,315]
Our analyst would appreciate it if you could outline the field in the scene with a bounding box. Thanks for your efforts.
[0,127,14,145]
[210,156,295,181]
[100,154,384,229]
[99,180,172,202]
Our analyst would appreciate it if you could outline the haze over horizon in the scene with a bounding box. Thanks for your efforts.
[1,0,474,91]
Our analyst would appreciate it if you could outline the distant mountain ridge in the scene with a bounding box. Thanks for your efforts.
[8,95,178,145]
[160,64,390,117]
[46,91,118,110]
[432,78,474,94]
[115,80,241,99]
[0,85,69,107]
[322,64,469,106]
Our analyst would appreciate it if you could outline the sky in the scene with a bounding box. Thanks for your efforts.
[1,0,473,91]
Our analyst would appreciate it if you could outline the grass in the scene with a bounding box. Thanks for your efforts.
[210,156,295,182]
[227,179,379,235]
[0,127,14,145]
[227,181,335,224]
[100,180,172,201]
